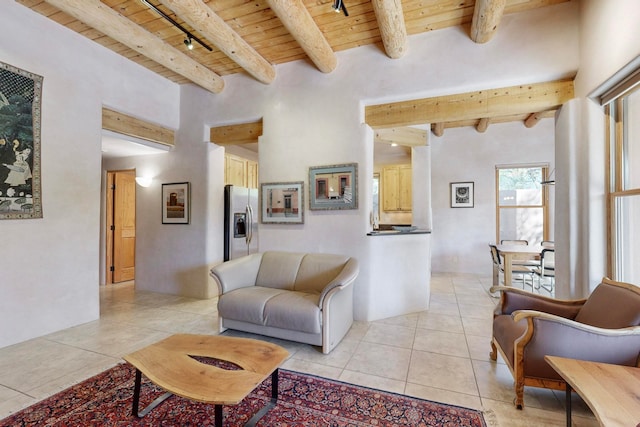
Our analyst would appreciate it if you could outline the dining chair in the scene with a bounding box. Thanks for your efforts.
[541,240,555,247]
[532,248,555,293]
[489,244,533,288]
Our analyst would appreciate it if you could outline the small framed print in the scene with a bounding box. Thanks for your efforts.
[450,182,474,208]
[261,181,304,224]
[162,182,190,224]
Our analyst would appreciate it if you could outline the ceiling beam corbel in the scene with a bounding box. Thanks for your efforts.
[43,0,224,94]
[431,123,444,137]
[266,0,337,73]
[371,0,408,59]
[476,118,490,133]
[470,0,507,44]
[524,112,543,128]
[158,0,275,85]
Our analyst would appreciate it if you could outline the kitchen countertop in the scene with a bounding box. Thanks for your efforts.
[367,229,431,236]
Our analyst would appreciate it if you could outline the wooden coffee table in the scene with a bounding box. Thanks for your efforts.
[123,334,289,427]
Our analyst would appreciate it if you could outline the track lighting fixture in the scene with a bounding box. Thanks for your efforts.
[332,0,349,16]
[141,0,213,51]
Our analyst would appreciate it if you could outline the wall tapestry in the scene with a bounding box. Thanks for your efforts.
[0,62,43,219]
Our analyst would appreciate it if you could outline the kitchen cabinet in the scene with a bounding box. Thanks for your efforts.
[225,153,258,188]
[382,164,412,211]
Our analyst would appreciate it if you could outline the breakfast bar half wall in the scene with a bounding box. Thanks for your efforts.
[365,229,431,320]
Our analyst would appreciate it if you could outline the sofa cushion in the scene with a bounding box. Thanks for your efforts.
[574,282,640,328]
[255,252,305,290]
[294,253,350,294]
[263,291,322,334]
[218,287,286,325]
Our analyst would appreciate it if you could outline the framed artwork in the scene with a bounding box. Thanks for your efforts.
[261,181,304,224]
[0,61,44,219]
[162,182,190,224]
[450,182,474,208]
[309,163,358,210]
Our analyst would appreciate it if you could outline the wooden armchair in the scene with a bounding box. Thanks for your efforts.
[490,277,640,409]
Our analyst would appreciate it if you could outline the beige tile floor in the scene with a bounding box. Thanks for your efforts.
[0,272,598,426]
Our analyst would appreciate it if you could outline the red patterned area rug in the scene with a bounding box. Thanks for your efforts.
[1,363,488,426]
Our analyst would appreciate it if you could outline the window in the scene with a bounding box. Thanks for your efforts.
[496,165,550,245]
[606,83,640,283]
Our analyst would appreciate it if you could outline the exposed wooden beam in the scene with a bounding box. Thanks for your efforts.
[210,119,263,145]
[374,127,427,146]
[43,0,224,93]
[470,0,507,43]
[476,117,490,133]
[266,0,337,73]
[432,123,444,137]
[371,0,408,59]
[365,79,575,129]
[102,108,175,146]
[158,0,275,85]
[524,112,543,128]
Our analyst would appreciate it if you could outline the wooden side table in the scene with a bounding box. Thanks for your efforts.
[545,355,640,427]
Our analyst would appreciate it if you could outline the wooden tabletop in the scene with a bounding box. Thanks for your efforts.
[545,356,640,427]
[124,334,289,405]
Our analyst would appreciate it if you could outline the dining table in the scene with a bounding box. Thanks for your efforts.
[495,243,545,286]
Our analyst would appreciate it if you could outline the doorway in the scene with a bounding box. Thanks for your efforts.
[106,170,136,284]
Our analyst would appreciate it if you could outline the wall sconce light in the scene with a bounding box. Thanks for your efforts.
[135,176,153,187]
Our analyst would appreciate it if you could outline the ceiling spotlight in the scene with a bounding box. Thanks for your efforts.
[332,0,349,16]
[184,37,193,50]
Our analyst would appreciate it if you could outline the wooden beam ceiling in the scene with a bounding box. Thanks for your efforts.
[371,0,408,59]
[365,79,575,133]
[210,119,264,145]
[24,0,570,95]
[42,0,225,94]
[374,127,427,146]
[102,108,175,146]
[158,0,275,84]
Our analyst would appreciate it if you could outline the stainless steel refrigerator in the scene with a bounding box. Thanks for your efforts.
[224,185,259,261]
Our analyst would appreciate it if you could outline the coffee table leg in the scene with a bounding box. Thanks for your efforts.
[215,404,223,427]
[131,369,173,418]
[565,383,572,427]
[244,368,280,427]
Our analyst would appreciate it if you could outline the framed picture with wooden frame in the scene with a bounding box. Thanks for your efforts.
[450,181,474,208]
[260,181,304,224]
[162,182,190,224]
[309,163,358,210]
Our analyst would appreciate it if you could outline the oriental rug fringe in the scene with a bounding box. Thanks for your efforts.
[1,363,488,426]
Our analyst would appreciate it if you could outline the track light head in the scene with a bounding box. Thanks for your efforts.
[184,37,193,50]
[332,0,349,16]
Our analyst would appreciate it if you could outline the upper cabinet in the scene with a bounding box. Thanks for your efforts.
[225,153,258,189]
[382,164,412,211]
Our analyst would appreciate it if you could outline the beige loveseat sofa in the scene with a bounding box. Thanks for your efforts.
[209,251,359,354]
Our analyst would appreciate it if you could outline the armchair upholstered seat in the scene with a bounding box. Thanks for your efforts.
[490,277,640,409]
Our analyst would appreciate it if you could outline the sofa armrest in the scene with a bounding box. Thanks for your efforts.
[209,253,263,295]
[491,286,586,319]
[318,258,359,308]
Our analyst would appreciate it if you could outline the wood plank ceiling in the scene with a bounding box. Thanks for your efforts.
[19,0,572,135]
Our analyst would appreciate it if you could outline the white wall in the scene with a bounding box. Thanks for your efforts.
[0,2,179,348]
[430,120,555,275]
[553,0,640,297]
